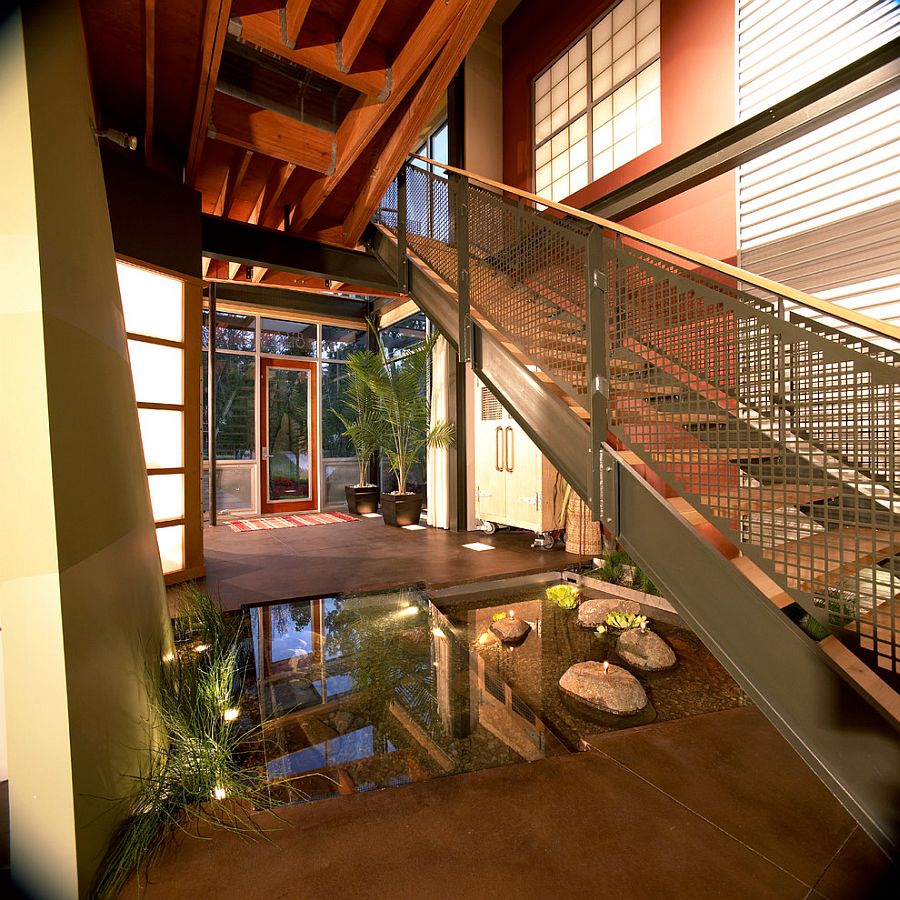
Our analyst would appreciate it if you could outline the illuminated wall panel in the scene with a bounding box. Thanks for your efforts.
[118,259,203,581]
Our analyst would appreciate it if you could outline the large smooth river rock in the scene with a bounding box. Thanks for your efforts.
[558,661,648,716]
[577,597,642,628]
[617,628,677,671]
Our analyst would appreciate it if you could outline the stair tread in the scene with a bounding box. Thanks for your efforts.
[763,528,896,590]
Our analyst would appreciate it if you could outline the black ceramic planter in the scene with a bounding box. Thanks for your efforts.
[381,492,423,527]
[345,485,380,515]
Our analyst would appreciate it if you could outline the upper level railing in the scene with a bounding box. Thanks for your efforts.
[374,156,900,684]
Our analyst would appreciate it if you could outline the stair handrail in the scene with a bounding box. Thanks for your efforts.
[410,154,900,346]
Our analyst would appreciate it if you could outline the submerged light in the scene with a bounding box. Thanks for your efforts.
[223,707,240,722]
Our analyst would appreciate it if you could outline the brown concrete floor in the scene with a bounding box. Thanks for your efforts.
[119,708,895,900]
[194,517,572,612]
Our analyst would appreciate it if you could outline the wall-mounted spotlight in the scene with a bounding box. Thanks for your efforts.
[95,128,138,151]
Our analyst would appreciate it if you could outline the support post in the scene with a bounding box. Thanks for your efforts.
[207,282,217,526]
[585,226,608,521]
[396,163,408,293]
[447,63,469,530]
[455,175,471,363]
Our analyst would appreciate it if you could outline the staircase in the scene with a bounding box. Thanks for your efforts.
[368,158,900,856]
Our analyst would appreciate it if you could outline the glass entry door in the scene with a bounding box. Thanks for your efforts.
[261,358,318,513]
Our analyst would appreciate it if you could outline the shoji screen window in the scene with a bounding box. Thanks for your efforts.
[118,259,200,581]
[534,0,660,201]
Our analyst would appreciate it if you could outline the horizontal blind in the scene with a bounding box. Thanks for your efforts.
[737,0,900,330]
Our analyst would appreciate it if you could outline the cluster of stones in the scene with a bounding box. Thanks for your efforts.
[560,593,678,715]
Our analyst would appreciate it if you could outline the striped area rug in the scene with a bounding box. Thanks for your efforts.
[226,512,358,533]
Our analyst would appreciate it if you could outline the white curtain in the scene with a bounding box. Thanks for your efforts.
[427,335,451,529]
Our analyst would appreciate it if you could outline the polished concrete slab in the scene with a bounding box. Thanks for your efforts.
[118,707,895,900]
[196,516,571,612]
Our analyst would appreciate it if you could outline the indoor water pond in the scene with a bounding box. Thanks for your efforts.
[240,579,748,806]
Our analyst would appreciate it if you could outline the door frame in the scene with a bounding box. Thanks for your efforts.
[260,356,318,514]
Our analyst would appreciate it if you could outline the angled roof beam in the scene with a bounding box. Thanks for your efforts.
[210,92,336,174]
[288,0,466,235]
[186,0,233,183]
[340,0,388,71]
[236,11,389,99]
[342,0,497,243]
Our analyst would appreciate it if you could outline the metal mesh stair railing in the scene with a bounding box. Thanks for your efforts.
[374,160,900,683]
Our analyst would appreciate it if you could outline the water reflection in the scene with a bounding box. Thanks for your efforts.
[247,589,566,803]
[245,584,747,806]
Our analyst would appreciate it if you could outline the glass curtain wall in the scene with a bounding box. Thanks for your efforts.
[202,308,368,516]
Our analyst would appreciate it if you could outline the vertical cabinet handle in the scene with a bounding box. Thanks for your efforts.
[495,426,503,472]
[505,426,514,473]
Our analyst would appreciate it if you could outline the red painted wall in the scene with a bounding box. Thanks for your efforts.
[502,0,737,262]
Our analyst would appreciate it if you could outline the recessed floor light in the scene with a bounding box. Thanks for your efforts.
[403,524,426,530]
[462,542,495,551]
[361,513,382,518]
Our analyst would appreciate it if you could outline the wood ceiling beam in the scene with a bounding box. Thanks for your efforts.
[342,0,497,244]
[288,0,465,235]
[210,92,336,174]
[144,0,156,166]
[340,0,388,72]
[280,0,313,49]
[214,147,254,217]
[186,0,233,183]
[246,159,297,282]
[236,11,389,99]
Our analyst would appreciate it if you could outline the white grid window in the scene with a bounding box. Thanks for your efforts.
[535,0,660,202]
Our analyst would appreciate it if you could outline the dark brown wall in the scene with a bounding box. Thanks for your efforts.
[503,0,737,261]
[101,145,202,277]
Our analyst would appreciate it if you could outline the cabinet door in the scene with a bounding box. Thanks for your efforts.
[474,385,506,522]
[502,422,543,530]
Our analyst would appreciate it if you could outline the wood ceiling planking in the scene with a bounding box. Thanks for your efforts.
[82,0,494,285]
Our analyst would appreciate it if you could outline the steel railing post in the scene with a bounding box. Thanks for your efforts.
[207,282,217,527]
[455,174,471,363]
[397,164,409,293]
[585,225,609,523]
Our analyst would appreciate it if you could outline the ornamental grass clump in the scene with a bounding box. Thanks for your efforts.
[93,585,268,898]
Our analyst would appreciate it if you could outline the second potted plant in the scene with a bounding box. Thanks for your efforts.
[348,331,454,526]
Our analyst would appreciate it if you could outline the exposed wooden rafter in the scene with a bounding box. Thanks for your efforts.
[186,0,233,183]
[237,11,389,98]
[342,0,497,243]
[289,0,466,235]
[214,147,253,217]
[210,92,335,174]
[340,0,388,72]
[280,0,313,49]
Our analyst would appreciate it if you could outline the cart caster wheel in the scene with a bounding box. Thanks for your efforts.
[480,520,497,535]
[538,533,556,550]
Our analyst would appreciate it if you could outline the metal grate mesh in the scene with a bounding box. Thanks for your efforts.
[375,162,900,679]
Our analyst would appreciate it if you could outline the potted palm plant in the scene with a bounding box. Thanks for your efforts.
[332,349,383,515]
[348,331,454,526]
